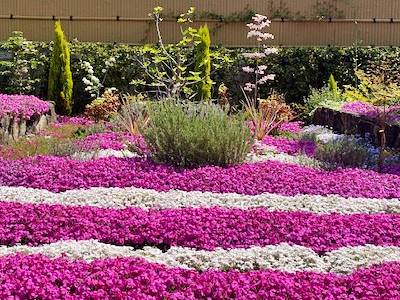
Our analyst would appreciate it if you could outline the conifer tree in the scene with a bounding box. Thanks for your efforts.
[48,21,73,114]
[194,25,212,102]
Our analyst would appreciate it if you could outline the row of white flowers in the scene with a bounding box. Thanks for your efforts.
[0,186,398,214]
[1,240,399,275]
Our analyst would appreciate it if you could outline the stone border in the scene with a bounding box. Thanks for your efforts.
[0,102,57,143]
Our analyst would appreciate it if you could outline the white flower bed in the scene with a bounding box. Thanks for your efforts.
[1,186,399,215]
[1,240,399,275]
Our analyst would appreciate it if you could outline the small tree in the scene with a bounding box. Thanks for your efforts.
[48,21,73,115]
[194,25,212,102]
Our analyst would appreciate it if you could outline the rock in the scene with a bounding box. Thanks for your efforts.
[0,102,57,143]
[11,119,20,140]
[35,115,48,132]
[313,107,400,149]
[19,120,27,136]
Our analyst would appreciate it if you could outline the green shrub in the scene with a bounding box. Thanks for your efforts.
[315,137,369,170]
[84,89,120,121]
[143,100,253,168]
[328,73,339,96]
[305,86,345,116]
[194,25,212,102]
[113,94,149,135]
[48,21,73,115]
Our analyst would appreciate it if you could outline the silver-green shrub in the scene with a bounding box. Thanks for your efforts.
[315,137,369,170]
[144,100,253,168]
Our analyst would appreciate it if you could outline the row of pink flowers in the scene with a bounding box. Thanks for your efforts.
[277,121,304,134]
[261,136,316,156]
[0,94,50,120]
[341,101,400,123]
[0,255,398,299]
[56,116,95,126]
[1,203,399,252]
[75,132,148,153]
[0,156,398,198]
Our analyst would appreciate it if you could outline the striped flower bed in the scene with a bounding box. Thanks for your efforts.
[0,154,399,298]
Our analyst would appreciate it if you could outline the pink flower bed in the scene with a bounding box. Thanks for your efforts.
[0,94,50,120]
[56,116,95,126]
[75,132,148,153]
[277,121,304,134]
[262,136,316,156]
[1,156,398,198]
[341,101,400,123]
[0,255,398,299]
[0,203,399,252]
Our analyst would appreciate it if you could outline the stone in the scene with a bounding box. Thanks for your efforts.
[313,107,400,149]
[11,119,20,140]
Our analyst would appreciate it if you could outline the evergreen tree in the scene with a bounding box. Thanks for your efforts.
[48,21,73,115]
[194,25,212,102]
[328,73,338,96]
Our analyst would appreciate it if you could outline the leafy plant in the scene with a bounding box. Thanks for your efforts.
[131,7,202,99]
[217,83,230,109]
[194,25,212,102]
[113,94,149,135]
[305,86,345,116]
[48,21,73,115]
[143,100,253,168]
[244,91,294,140]
[315,137,369,170]
[84,88,120,121]
[0,32,48,95]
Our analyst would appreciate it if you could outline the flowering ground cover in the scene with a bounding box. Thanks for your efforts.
[0,94,50,120]
[0,119,399,298]
[341,101,400,123]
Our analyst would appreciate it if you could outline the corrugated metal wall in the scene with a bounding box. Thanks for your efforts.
[1,0,400,46]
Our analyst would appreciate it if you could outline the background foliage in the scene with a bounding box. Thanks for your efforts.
[2,33,400,113]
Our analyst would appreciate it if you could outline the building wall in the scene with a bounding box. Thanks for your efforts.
[1,0,399,46]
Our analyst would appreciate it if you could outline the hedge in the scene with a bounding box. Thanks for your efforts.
[1,35,400,113]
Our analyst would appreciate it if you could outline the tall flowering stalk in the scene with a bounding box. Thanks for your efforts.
[242,14,291,140]
[242,14,277,101]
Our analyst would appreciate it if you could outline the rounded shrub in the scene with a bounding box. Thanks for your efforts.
[143,100,253,168]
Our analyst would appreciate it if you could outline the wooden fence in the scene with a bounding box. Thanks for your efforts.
[1,0,400,46]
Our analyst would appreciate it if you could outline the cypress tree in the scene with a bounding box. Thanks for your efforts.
[48,21,73,115]
[328,74,338,95]
[194,25,212,102]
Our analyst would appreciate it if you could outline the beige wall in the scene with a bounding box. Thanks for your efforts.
[1,0,400,46]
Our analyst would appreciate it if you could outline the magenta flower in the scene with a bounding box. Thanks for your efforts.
[0,94,50,120]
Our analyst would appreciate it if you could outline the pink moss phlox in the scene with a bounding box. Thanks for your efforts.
[0,94,50,120]
[0,157,398,198]
[342,101,400,123]
[261,136,316,156]
[0,203,399,252]
[0,255,399,299]
[278,121,304,134]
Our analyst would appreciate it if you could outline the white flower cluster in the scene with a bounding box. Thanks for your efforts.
[81,61,101,98]
[72,149,139,161]
[0,186,399,215]
[246,145,323,169]
[1,240,399,275]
